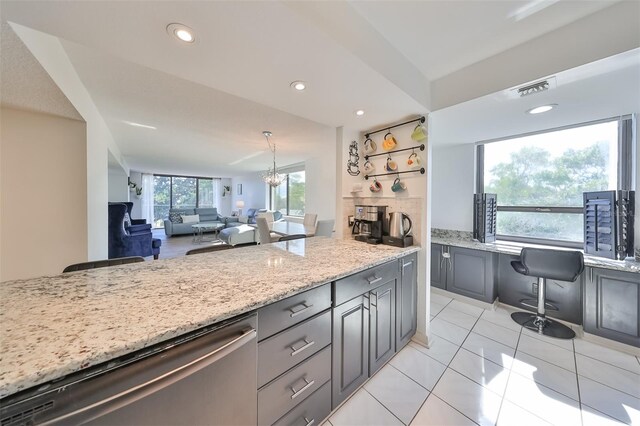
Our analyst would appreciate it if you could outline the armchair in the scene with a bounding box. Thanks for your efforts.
[108,204,161,259]
[109,201,151,234]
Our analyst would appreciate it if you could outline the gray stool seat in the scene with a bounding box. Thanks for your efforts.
[510,248,584,339]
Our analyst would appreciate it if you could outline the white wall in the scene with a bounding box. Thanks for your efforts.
[219,177,233,216]
[231,173,268,213]
[430,143,476,232]
[11,23,129,261]
[108,166,129,203]
[1,107,88,281]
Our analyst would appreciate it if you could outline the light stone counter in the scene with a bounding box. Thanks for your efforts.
[0,238,420,399]
[431,229,640,274]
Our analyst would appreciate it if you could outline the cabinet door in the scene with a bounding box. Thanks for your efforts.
[584,267,640,347]
[446,246,497,303]
[397,253,417,350]
[370,279,396,375]
[430,244,446,289]
[332,294,369,408]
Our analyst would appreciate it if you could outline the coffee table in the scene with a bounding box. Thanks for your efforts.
[191,223,225,243]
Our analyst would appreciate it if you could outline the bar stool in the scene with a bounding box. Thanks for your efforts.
[510,248,584,339]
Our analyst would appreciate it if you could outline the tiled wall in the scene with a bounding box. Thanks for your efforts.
[342,196,424,245]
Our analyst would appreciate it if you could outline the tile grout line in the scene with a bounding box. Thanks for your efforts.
[361,387,410,426]
[574,349,640,377]
[573,339,585,426]
[494,323,523,424]
[406,308,486,426]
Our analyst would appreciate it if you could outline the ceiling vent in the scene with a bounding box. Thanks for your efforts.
[516,77,556,97]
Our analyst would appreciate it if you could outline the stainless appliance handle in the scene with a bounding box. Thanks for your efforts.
[303,416,315,426]
[290,378,315,400]
[403,214,413,236]
[289,302,313,318]
[290,339,315,357]
[367,275,382,285]
[41,328,256,425]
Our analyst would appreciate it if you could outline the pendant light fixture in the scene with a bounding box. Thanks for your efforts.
[261,131,286,187]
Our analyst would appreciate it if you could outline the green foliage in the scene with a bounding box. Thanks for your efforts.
[485,142,610,241]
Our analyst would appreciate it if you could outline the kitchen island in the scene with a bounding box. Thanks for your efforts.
[0,237,419,401]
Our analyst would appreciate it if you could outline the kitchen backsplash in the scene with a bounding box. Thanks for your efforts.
[342,196,423,245]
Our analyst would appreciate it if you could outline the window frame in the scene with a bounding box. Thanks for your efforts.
[268,168,305,217]
[476,115,635,248]
[154,174,220,210]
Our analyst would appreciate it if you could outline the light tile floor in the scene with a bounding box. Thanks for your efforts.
[325,294,640,426]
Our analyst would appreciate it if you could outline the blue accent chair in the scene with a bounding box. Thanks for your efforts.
[108,203,161,259]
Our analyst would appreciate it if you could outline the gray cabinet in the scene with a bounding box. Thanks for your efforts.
[430,244,446,289]
[397,252,417,349]
[369,279,396,376]
[584,267,640,347]
[446,246,497,303]
[498,254,582,325]
[431,244,497,304]
[332,293,369,407]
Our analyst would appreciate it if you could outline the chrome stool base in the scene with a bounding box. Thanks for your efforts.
[511,312,576,339]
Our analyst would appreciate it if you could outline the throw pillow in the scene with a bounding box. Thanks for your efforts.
[123,212,132,228]
[181,214,200,224]
[238,215,248,224]
[169,212,183,223]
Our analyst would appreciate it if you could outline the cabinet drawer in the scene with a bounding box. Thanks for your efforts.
[334,260,398,306]
[258,346,331,426]
[258,310,332,387]
[258,284,331,341]
[273,381,331,426]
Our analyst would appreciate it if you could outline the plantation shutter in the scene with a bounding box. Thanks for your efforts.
[584,191,616,259]
[473,193,497,243]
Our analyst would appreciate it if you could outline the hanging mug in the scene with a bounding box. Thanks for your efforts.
[363,160,375,173]
[363,138,377,154]
[385,157,398,172]
[382,132,397,151]
[411,123,427,141]
[407,152,422,169]
[391,177,406,193]
[369,179,382,193]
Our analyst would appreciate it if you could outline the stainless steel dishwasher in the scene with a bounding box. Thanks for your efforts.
[1,314,257,426]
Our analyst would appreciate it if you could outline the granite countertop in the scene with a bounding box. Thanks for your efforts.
[431,229,640,274]
[0,238,420,399]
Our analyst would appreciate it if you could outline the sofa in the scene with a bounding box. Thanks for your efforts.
[219,225,258,246]
[164,207,226,237]
[108,203,161,259]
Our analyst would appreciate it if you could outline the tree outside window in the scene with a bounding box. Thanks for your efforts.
[482,120,618,244]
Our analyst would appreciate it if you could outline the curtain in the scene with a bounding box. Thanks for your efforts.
[141,173,154,226]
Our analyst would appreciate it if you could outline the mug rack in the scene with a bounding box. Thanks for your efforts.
[364,168,425,180]
[364,116,425,139]
[364,143,425,160]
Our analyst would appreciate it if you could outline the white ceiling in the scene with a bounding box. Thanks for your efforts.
[0,23,81,120]
[0,0,628,176]
[429,48,640,146]
[350,0,618,80]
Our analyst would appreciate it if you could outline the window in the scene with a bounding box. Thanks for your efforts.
[152,175,220,227]
[270,170,305,216]
[477,116,634,246]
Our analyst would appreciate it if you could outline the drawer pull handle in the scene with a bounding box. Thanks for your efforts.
[367,275,382,285]
[289,302,313,318]
[303,417,315,426]
[290,339,315,357]
[290,378,315,400]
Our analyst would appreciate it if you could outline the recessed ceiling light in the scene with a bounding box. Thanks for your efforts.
[166,23,195,43]
[527,104,557,114]
[355,110,365,116]
[290,81,306,91]
[123,120,157,130]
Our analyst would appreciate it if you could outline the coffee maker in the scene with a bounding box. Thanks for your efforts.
[352,205,387,244]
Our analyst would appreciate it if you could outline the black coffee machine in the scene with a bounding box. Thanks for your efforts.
[352,205,387,244]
